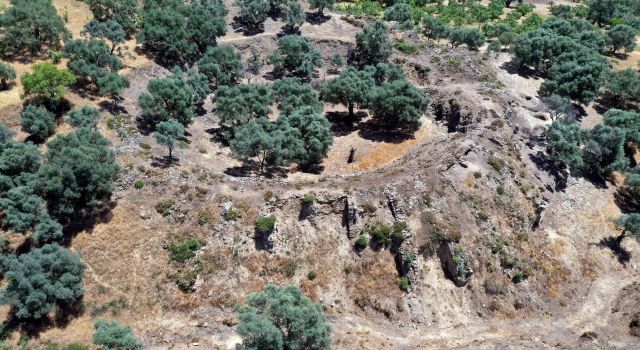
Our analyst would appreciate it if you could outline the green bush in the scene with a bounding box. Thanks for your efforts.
[223,207,241,221]
[394,39,418,54]
[133,179,144,189]
[307,271,317,280]
[197,209,214,225]
[512,270,528,283]
[355,234,369,249]
[255,214,276,234]
[400,277,410,291]
[496,186,505,195]
[169,239,200,263]
[93,319,142,350]
[302,192,315,204]
[175,269,198,292]
[369,222,392,246]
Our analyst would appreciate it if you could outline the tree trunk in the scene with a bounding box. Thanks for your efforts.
[616,231,626,245]
[0,78,6,90]
[348,103,354,119]
[168,147,173,163]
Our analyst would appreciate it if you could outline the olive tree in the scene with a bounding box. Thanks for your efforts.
[280,107,333,167]
[197,46,244,88]
[367,79,428,130]
[235,0,271,31]
[269,35,323,78]
[154,119,184,162]
[321,67,374,119]
[0,0,69,55]
[38,128,119,218]
[236,284,331,350]
[606,24,637,53]
[138,76,196,127]
[581,124,628,178]
[603,69,640,107]
[21,105,56,142]
[67,106,101,129]
[614,214,640,243]
[545,120,584,172]
[272,78,322,116]
[355,21,393,67]
[85,0,138,33]
[64,39,124,91]
[309,0,335,15]
[215,83,274,140]
[0,62,16,90]
[83,19,126,54]
[449,27,486,50]
[0,185,44,233]
[0,243,84,320]
[0,141,41,192]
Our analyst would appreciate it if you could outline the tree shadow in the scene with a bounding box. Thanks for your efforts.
[98,100,127,116]
[325,111,366,136]
[499,60,542,79]
[231,16,266,36]
[279,26,302,36]
[614,189,640,214]
[298,163,325,174]
[527,151,567,192]
[357,118,416,143]
[5,298,85,339]
[151,155,179,168]
[61,201,117,240]
[597,236,631,266]
[305,12,331,25]
[224,162,289,179]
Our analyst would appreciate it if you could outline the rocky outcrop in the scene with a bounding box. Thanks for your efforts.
[437,242,473,287]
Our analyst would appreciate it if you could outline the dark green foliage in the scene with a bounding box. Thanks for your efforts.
[215,84,274,139]
[545,94,571,121]
[282,1,305,30]
[83,19,126,54]
[0,185,43,233]
[96,72,130,99]
[235,0,271,30]
[64,39,122,86]
[604,69,640,107]
[67,106,101,129]
[328,53,344,72]
[603,109,640,144]
[272,78,322,116]
[384,3,413,28]
[321,67,374,118]
[21,63,76,102]
[269,35,323,78]
[236,284,331,350]
[449,27,485,50]
[280,107,333,166]
[137,0,227,64]
[38,128,119,217]
[85,0,138,33]
[369,222,392,246]
[355,21,393,66]
[422,16,449,40]
[154,119,184,161]
[309,0,335,14]
[586,0,633,27]
[400,277,409,291]
[540,18,606,53]
[0,62,16,90]
[230,119,276,172]
[93,319,142,350]
[582,124,628,177]
[540,48,609,104]
[0,0,69,56]
[33,214,64,244]
[545,121,584,172]
[367,79,428,130]
[606,24,637,53]
[255,214,276,234]
[138,76,196,127]
[550,4,573,19]
[21,105,56,142]
[197,46,244,88]
[169,239,200,263]
[0,141,41,192]
[0,243,84,320]
[170,66,211,106]
[363,62,405,85]
[0,123,12,143]
[355,234,368,249]
[614,214,640,241]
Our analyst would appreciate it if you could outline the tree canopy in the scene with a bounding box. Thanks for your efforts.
[309,0,334,15]
[154,119,184,161]
[0,141,41,192]
[236,284,331,350]
[321,67,374,119]
[603,69,640,108]
[269,35,323,79]
[137,0,227,64]
[138,75,197,128]
[85,0,139,34]
[83,19,126,54]
[606,24,637,53]
[197,46,244,88]
[64,39,124,91]
[0,0,68,56]
[215,83,274,140]
[21,63,76,103]
[0,243,84,320]
[0,185,44,234]
[93,319,143,350]
[0,62,16,90]
[272,78,322,117]
[67,106,101,129]
[368,79,428,129]
[355,21,393,67]
[21,105,56,142]
[235,0,271,31]
[38,128,119,218]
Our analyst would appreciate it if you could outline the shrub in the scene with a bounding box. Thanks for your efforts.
[175,269,198,292]
[155,199,175,216]
[394,39,418,54]
[512,270,528,283]
[21,105,56,142]
[483,279,506,295]
[197,209,214,225]
[133,179,144,189]
[307,271,317,280]
[255,214,276,234]
[223,207,241,221]
[302,192,316,204]
[496,186,505,195]
[355,234,369,249]
[362,203,377,214]
[487,156,505,172]
[400,277,410,291]
[93,319,142,350]
[169,239,200,263]
[369,222,392,246]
